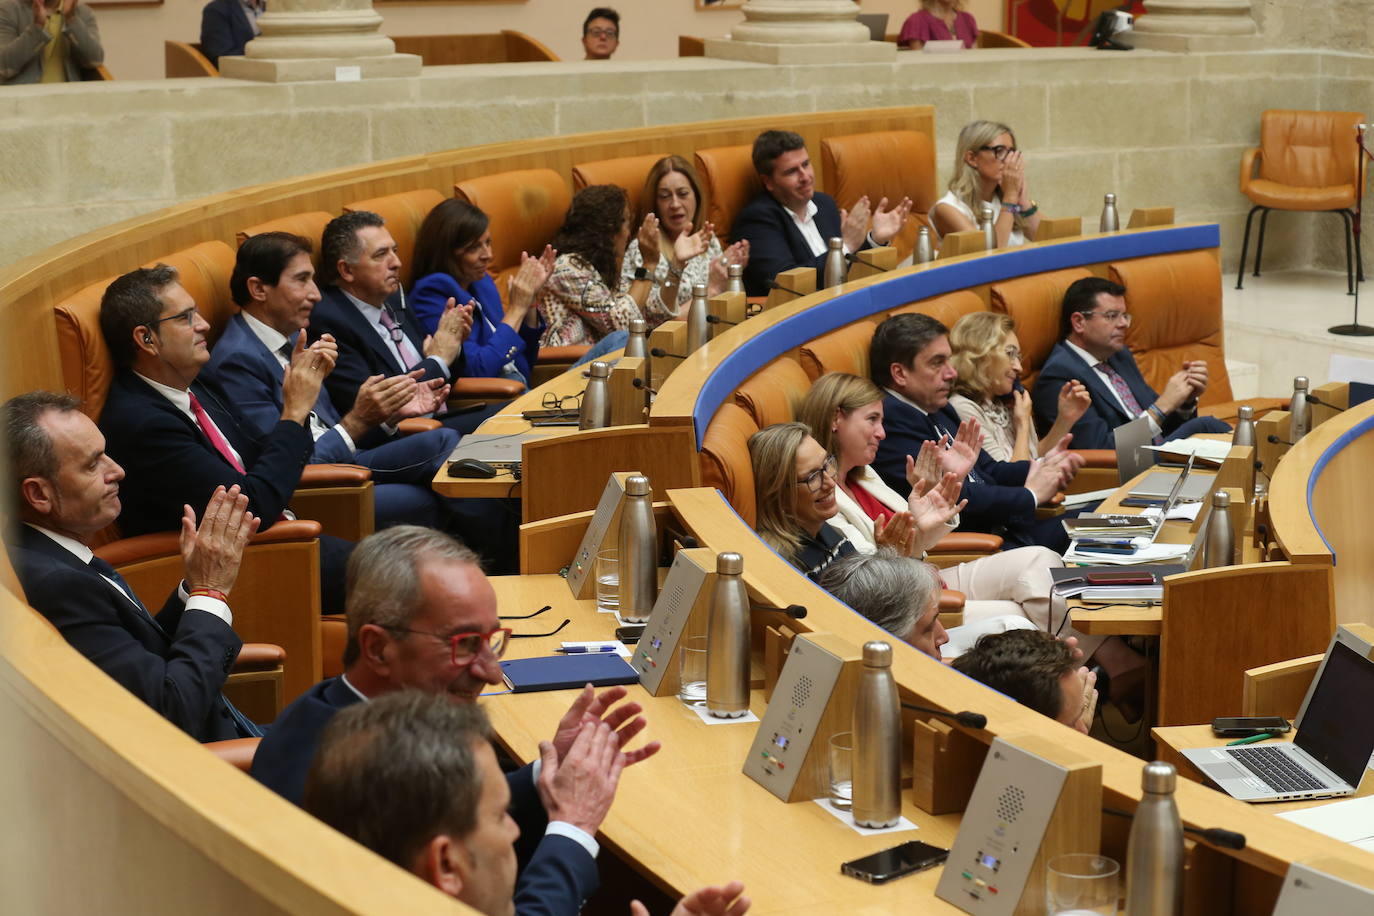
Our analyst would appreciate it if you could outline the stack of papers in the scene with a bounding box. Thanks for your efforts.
[1064,539,1191,566]
[1051,564,1184,601]
[1063,513,1157,538]
[1146,439,1233,463]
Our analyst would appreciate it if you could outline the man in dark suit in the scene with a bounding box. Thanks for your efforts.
[731,129,911,297]
[869,313,1080,551]
[1031,276,1230,450]
[199,0,260,68]
[307,210,496,437]
[94,262,352,612]
[252,526,663,916]
[204,231,456,530]
[3,391,260,742]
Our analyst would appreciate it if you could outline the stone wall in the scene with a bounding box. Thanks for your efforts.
[2,46,1369,274]
[1254,0,1374,53]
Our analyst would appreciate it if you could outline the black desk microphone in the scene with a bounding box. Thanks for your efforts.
[1267,434,1295,447]
[749,603,807,620]
[766,279,806,298]
[1305,393,1346,412]
[650,347,688,360]
[706,314,740,327]
[901,701,987,730]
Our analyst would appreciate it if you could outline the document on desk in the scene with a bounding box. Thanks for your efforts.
[1064,540,1191,566]
[1277,792,1374,853]
[1145,439,1233,463]
[1062,487,1117,507]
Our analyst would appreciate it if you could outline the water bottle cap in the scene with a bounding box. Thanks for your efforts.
[629,318,647,334]
[728,263,743,276]
[625,474,651,496]
[980,202,994,218]
[918,226,930,237]
[1212,490,1230,508]
[716,552,743,575]
[827,237,843,249]
[587,361,611,378]
[1142,760,1176,794]
[1238,405,1254,419]
[1105,192,1117,202]
[693,283,708,297]
[862,640,893,667]
[1293,376,1309,390]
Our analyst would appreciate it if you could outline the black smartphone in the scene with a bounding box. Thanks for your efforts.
[530,417,581,427]
[841,840,949,884]
[614,624,646,644]
[1211,716,1291,737]
[1121,496,1166,508]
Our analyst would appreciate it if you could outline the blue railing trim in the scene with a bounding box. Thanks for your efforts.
[1303,413,1374,563]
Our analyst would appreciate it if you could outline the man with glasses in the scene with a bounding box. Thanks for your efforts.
[252,526,660,914]
[1031,277,1229,449]
[581,7,618,60]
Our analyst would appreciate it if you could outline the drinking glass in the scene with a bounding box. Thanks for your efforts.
[677,635,708,706]
[1046,853,1119,915]
[595,548,619,615]
[828,732,853,810]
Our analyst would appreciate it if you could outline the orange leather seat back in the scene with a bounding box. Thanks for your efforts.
[53,241,238,420]
[734,356,811,428]
[990,268,1094,390]
[1258,109,1363,192]
[799,319,879,381]
[344,188,447,290]
[455,169,571,293]
[571,154,667,219]
[821,130,938,261]
[695,145,760,242]
[236,211,333,270]
[1112,251,1233,406]
[700,403,760,527]
[887,289,986,329]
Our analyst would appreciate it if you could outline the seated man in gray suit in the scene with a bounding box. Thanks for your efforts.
[0,0,102,84]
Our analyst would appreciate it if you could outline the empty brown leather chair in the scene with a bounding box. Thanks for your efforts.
[799,319,879,381]
[695,145,760,242]
[821,130,939,262]
[734,356,812,429]
[1237,109,1366,293]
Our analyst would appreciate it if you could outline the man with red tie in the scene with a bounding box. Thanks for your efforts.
[95,263,353,611]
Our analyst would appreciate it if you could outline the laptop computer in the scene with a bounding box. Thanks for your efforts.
[1181,632,1374,802]
[1114,416,1154,485]
[856,13,889,43]
[1128,451,1212,503]
[446,431,550,470]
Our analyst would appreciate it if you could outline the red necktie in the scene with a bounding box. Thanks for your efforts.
[188,391,246,473]
[378,308,422,370]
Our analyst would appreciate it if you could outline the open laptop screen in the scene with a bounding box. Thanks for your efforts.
[1293,640,1374,786]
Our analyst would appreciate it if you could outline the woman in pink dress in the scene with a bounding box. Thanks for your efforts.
[897,0,979,50]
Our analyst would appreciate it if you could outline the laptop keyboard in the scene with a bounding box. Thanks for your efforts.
[1229,746,1326,792]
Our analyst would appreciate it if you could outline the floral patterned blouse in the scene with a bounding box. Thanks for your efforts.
[537,253,671,347]
[617,235,723,326]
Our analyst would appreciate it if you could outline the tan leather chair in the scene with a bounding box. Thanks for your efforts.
[237,212,333,270]
[887,290,987,333]
[165,40,216,78]
[343,188,446,290]
[976,30,1031,49]
[571,153,667,217]
[679,35,705,57]
[989,267,1094,392]
[700,402,761,526]
[1237,109,1366,293]
[694,145,761,242]
[734,356,812,429]
[1112,251,1286,423]
[820,130,938,262]
[207,737,261,773]
[799,319,879,381]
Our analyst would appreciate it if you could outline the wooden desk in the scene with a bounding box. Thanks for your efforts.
[1151,725,1374,817]
[486,574,970,914]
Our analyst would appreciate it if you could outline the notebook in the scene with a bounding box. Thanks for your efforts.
[1181,633,1374,803]
[500,653,640,693]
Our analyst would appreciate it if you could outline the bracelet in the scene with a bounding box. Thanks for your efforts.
[1022,200,1039,218]
[1147,404,1166,423]
[667,264,683,280]
[1002,202,1022,215]
[188,587,228,603]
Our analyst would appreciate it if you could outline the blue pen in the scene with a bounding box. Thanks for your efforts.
[556,646,618,654]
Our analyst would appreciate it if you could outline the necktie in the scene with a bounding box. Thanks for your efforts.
[1097,362,1163,445]
[89,554,148,615]
[188,391,246,473]
[378,307,422,371]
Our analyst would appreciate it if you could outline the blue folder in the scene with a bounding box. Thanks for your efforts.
[500,653,640,693]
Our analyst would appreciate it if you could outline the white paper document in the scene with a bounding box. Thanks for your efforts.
[1146,439,1233,462]
[1277,793,1374,853]
[1062,487,1118,507]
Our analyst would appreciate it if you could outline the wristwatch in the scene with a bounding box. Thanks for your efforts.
[633,266,649,280]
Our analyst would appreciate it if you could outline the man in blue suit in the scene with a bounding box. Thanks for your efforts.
[869,313,1080,552]
[199,0,261,68]
[253,526,663,916]
[732,129,911,297]
[1031,277,1230,449]
[204,231,456,530]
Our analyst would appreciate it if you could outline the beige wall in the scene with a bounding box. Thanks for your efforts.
[93,0,1002,82]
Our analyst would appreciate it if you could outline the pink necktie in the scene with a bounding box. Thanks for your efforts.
[1098,362,1162,445]
[188,392,246,473]
[378,308,422,370]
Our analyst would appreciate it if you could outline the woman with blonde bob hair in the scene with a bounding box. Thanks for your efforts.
[617,155,749,320]
[949,312,1091,462]
[797,371,1072,650]
[932,120,1041,249]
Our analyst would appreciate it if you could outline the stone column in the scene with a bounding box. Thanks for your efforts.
[705,0,895,65]
[1129,0,1260,52]
[218,0,420,83]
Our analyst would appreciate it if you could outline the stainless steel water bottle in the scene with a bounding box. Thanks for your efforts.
[706,552,750,718]
[979,202,996,251]
[852,640,901,828]
[578,360,611,430]
[824,237,846,288]
[1100,192,1121,232]
[1232,404,1255,448]
[727,262,744,294]
[915,226,934,264]
[1289,376,1311,441]
[617,474,657,623]
[1204,490,1234,568]
[624,317,648,359]
[685,283,710,354]
[1124,761,1184,916]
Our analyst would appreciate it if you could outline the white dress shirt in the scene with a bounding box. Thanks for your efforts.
[135,371,246,467]
[240,312,355,453]
[343,289,450,380]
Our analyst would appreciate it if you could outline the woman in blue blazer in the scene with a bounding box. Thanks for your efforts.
[411,199,554,387]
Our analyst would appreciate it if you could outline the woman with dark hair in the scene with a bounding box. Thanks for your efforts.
[538,184,710,349]
[618,155,749,319]
[410,198,555,386]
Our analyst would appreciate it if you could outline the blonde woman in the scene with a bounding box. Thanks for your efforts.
[897,0,979,50]
[932,120,1041,249]
[949,312,1091,463]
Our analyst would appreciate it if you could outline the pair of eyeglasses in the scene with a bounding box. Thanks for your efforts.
[151,306,199,329]
[586,27,618,38]
[543,390,583,410]
[977,144,1017,161]
[797,454,839,494]
[1005,346,1023,362]
[1085,309,1133,325]
[383,625,512,667]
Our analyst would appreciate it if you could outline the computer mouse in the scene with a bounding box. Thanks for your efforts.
[447,458,498,479]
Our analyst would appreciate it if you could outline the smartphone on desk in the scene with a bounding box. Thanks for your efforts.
[1212,716,1291,737]
[841,840,949,884]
